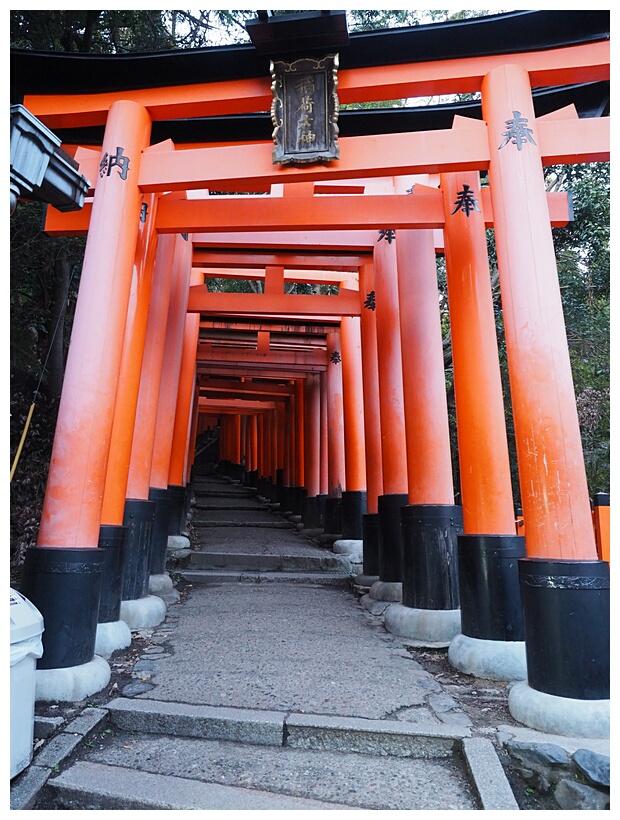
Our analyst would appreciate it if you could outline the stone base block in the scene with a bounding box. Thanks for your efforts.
[354,573,379,587]
[508,681,610,739]
[369,580,402,602]
[120,595,166,630]
[95,620,132,659]
[332,539,363,560]
[384,603,461,646]
[149,573,181,604]
[35,655,111,703]
[448,633,527,681]
[359,594,394,616]
[167,535,190,551]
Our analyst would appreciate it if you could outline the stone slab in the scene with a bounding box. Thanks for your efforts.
[47,761,355,810]
[107,698,286,746]
[285,712,469,758]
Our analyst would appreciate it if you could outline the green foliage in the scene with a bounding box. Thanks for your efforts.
[10,10,178,53]
[10,202,85,384]
[550,163,610,491]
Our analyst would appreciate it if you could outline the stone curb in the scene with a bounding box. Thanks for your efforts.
[462,737,520,810]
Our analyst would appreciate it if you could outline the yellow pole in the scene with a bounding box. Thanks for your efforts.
[10,402,35,482]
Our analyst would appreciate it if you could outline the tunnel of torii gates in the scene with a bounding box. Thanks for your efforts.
[11,10,610,736]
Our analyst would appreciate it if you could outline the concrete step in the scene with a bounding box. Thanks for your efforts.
[105,697,470,757]
[194,502,268,511]
[178,569,352,586]
[192,489,257,498]
[184,551,349,573]
[45,761,351,811]
[192,520,295,529]
[41,699,517,810]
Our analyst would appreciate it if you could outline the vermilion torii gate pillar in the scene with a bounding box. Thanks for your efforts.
[96,189,159,659]
[167,297,201,540]
[440,169,527,682]
[337,279,367,547]
[302,372,323,534]
[120,233,178,631]
[290,378,306,520]
[324,331,346,541]
[383,220,463,645]
[482,65,608,735]
[20,101,152,701]
[148,234,192,603]
[356,262,384,588]
[363,232,409,609]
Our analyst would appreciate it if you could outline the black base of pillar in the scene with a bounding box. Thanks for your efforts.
[122,498,156,600]
[362,512,380,576]
[258,478,271,501]
[401,504,462,610]
[324,496,342,535]
[148,486,173,576]
[20,547,104,669]
[249,469,259,488]
[292,486,307,516]
[458,534,525,641]
[303,495,324,529]
[341,491,367,539]
[278,485,292,513]
[519,558,609,700]
[378,493,408,582]
[166,484,186,536]
[98,525,126,624]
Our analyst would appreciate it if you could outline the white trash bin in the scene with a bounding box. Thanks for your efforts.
[10,588,44,779]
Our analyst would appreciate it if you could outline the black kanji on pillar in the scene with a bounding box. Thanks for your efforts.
[451,184,481,217]
[498,111,536,151]
[99,146,130,180]
[363,290,376,310]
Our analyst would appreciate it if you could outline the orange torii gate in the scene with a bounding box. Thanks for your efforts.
[12,11,609,738]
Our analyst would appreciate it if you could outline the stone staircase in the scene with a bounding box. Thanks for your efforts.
[37,698,512,811]
[177,474,355,585]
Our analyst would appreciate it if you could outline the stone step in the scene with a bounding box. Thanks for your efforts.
[184,551,348,573]
[192,520,294,529]
[45,761,350,811]
[194,502,267,511]
[105,697,470,758]
[178,569,352,586]
[192,489,256,497]
[42,699,517,810]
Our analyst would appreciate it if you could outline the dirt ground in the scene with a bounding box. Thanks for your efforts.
[408,646,560,810]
